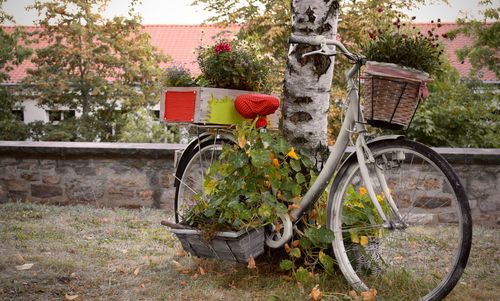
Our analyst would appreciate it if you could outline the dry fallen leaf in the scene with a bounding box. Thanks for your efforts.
[288,204,300,211]
[64,294,79,301]
[247,256,256,269]
[15,263,34,271]
[172,260,184,272]
[176,248,186,257]
[274,223,282,233]
[140,283,145,288]
[198,266,206,275]
[133,267,140,276]
[229,281,237,289]
[349,290,359,300]
[291,240,300,248]
[191,273,199,280]
[361,288,378,301]
[12,254,25,265]
[281,275,294,282]
[309,284,323,301]
[180,280,187,286]
[284,243,291,253]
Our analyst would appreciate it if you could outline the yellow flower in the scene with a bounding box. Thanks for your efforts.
[238,133,246,148]
[287,147,299,160]
[359,187,367,195]
[272,158,279,167]
[376,193,385,203]
[360,236,369,246]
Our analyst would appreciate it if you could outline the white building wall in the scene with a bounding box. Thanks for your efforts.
[22,99,47,123]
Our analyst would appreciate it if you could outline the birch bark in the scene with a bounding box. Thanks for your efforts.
[283,0,340,161]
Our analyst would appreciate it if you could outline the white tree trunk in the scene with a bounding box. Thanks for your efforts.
[283,0,340,160]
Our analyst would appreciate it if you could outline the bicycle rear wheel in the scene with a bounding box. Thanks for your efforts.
[174,136,233,223]
[327,138,472,301]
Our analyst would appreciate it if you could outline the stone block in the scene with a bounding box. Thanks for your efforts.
[138,189,154,202]
[66,180,105,201]
[108,186,135,197]
[0,158,17,166]
[7,190,27,201]
[414,196,451,209]
[39,160,56,171]
[0,184,7,203]
[17,160,38,170]
[42,175,61,185]
[160,172,175,188]
[6,179,27,192]
[31,184,63,198]
[0,166,17,180]
[478,194,500,212]
[74,166,97,176]
[20,172,41,182]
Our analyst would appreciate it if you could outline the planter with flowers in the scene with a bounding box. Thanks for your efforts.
[362,28,443,130]
[169,117,316,262]
[160,41,278,127]
[342,185,391,274]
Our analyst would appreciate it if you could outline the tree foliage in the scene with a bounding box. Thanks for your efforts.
[447,0,499,78]
[118,108,177,143]
[192,0,440,87]
[0,0,32,140]
[407,64,499,148]
[22,0,167,141]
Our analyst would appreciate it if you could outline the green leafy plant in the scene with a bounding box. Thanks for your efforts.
[162,66,196,87]
[182,118,316,236]
[342,186,390,244]
[363,28,443,75]
[196,41,272,92]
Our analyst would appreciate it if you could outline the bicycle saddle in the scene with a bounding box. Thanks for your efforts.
[234,94,280,128]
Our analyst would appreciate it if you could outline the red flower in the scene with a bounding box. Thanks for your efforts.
[214,42,232,54]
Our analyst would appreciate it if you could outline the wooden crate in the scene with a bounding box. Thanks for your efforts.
[170,227,265,263]
[160,87,280,127]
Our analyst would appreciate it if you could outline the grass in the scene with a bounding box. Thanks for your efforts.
[0,202,498,301]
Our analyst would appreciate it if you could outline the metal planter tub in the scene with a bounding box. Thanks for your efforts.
[170,227,265,263]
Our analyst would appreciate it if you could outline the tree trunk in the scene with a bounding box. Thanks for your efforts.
[283,0,340,163]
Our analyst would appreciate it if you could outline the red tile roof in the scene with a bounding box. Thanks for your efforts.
[416,22,497,82]
[2,24,240,84]
[2,23,497,84]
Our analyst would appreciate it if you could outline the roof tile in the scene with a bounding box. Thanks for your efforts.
[2,23,497,84]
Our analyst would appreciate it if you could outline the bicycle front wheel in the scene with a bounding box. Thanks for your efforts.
[174,136,233,223]
[327,139,472,301]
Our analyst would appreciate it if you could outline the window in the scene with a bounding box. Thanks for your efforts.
[47,110,76,122]
[11,110,24,122]
[150,110,160,120]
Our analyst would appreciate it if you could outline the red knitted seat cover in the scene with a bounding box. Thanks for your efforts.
[234,94,280,119]
[234,94,280,128]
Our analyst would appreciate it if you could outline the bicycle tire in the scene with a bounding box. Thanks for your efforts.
[327,138,472,301]
[174,136,233,223]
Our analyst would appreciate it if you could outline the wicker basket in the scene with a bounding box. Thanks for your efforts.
[170,227,265,263]
[362,61,430,130]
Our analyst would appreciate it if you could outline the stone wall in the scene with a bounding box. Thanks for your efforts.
[0,141,499,225]
[0,142,182,210]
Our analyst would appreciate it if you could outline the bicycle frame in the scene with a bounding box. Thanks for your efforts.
[287,39,405,230]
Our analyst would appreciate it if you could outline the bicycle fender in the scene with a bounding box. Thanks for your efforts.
[342,135,405,164]
[174,132,236,187]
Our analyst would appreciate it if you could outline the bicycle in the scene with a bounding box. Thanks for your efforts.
[172,35,472,301]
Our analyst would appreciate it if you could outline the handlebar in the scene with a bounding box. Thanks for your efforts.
[289,34,361,62]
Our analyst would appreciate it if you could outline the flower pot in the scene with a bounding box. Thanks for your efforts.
[362,61,430,130]
[169,227,265,263]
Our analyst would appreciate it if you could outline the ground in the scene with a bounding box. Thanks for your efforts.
[0,203,498,301]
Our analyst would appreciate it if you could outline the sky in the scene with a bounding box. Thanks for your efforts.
[1,0,496,26]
